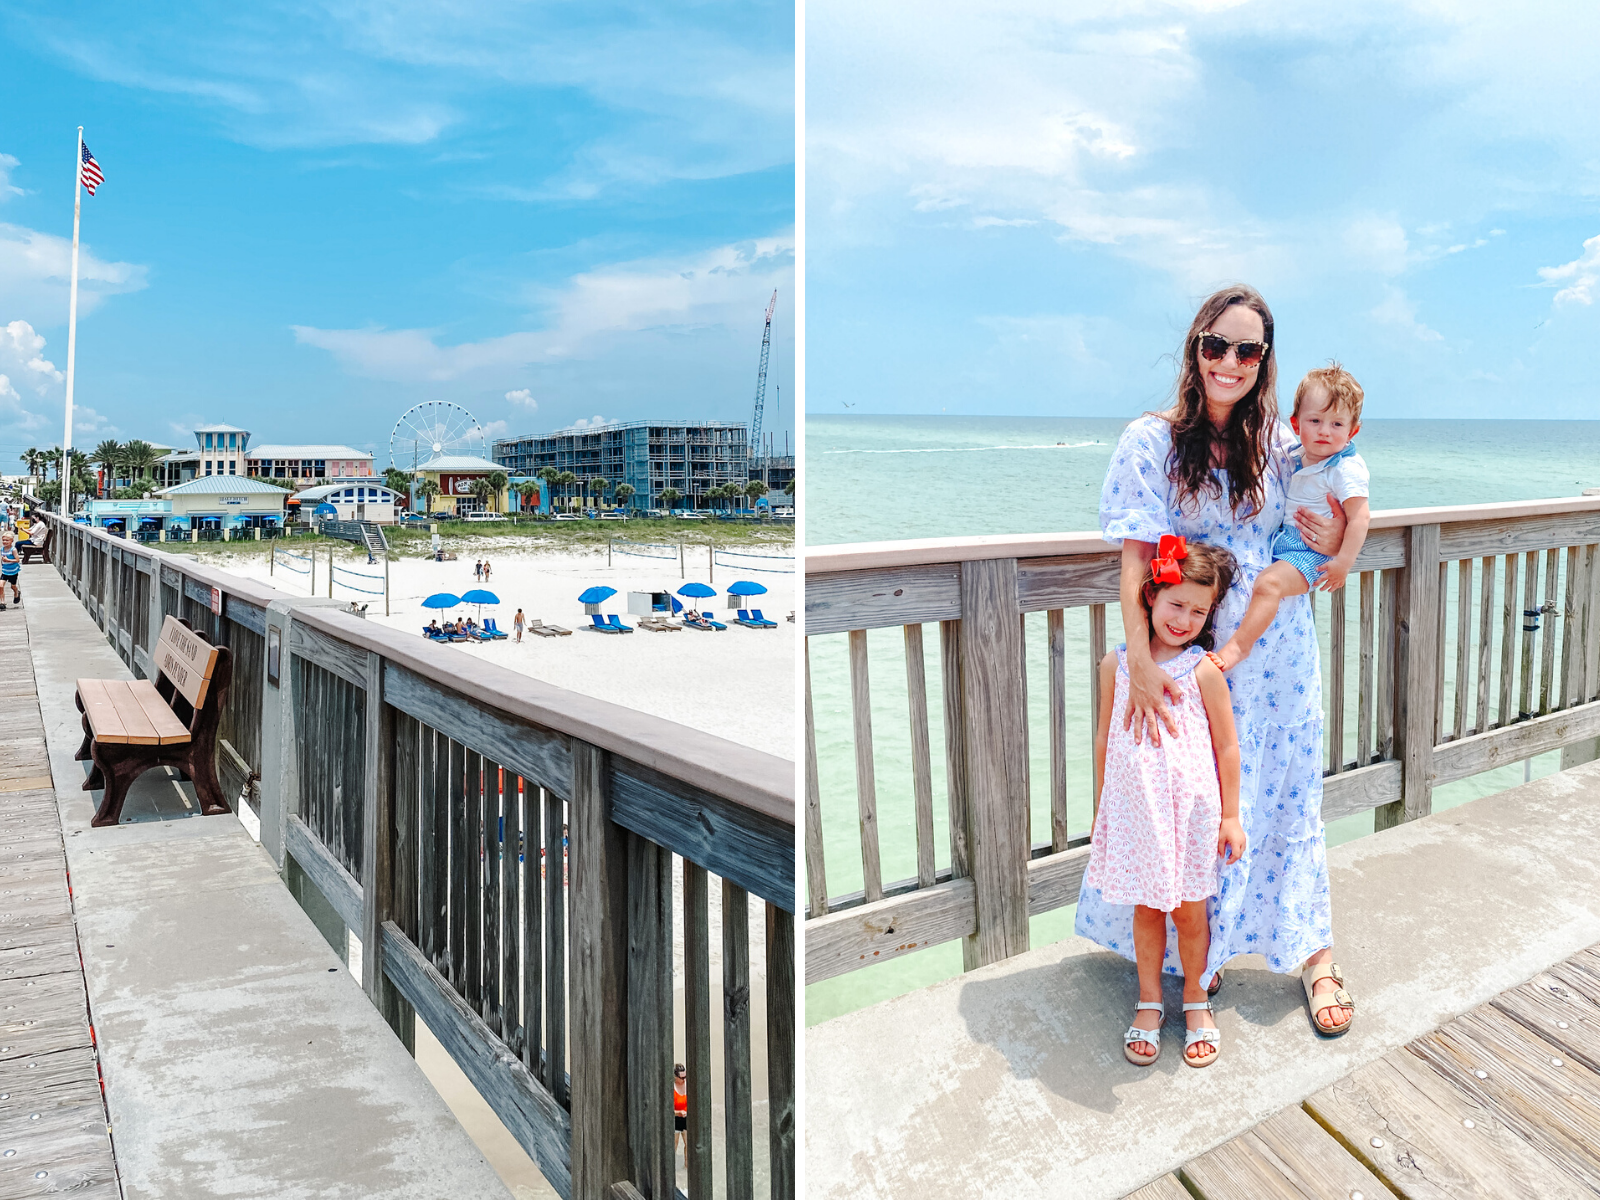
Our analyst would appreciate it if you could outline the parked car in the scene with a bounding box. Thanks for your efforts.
[464,511,507,523]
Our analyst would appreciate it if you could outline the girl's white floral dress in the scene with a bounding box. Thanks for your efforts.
[1084,645,1223,912]
[1075,414,1334,984]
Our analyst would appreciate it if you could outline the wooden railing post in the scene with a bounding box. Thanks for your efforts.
[569,741,630,1198]
[361,650,412,1050]
[624,832,673,1198]
[957,557,1030,968]
[1380,523,1439,831]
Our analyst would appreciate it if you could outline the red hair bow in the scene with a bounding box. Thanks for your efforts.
[1151,534,1187,585]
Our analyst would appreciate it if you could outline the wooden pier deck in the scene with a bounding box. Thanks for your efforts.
[1128,943,1600,1199]
[0,614,120,1197]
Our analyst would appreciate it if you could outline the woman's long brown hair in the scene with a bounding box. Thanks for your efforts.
[1163,285,1278,517]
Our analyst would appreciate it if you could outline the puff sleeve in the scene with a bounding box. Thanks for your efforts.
[1100,416,1175,545]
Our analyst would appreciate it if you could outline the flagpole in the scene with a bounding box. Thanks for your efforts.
[62,126,83,516]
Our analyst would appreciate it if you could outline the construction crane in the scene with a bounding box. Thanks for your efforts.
[750,290,777,479]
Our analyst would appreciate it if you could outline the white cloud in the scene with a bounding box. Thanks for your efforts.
[0,223,149,320]
[1,321,64,392]
[478,419,509,439]
[1371,286,1443,342]
[569,415,610,429]
[505,387,536,409]
[0,154,23,201]
[1537,234,1600,305]
[293,232,793,382]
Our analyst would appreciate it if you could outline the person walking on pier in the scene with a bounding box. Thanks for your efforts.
[1082,285,1356,1041]
[1083,540,1244,1067]
[0,532,19,609]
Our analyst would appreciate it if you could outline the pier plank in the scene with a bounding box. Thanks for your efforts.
[1121,1175,1189,1200]
[1492,969,1600,1078]
[1304,1050,1587,1200]
[1182,1104,1386,1198]
[1408,1005,1600,1192]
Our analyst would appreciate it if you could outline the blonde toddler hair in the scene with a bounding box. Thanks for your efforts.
[1294,361,1364,424]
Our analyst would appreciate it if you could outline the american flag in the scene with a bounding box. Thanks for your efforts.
[80,142,104,196]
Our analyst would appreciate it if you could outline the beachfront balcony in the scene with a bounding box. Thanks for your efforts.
[803,494,1600,1198]
[12,514,796,1199]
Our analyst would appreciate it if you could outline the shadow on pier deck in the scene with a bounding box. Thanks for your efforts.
[804,760,1600,1199]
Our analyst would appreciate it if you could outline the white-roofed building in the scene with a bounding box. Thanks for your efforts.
[416,454,509,516]
[153,474,289,534]
[290,481,401,525]
[247,444,374,481]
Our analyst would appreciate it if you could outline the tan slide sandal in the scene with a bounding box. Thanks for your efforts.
[1302,961,1355,1038]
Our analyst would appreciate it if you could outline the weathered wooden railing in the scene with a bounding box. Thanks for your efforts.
[803,496,1600,985]
[43,513,797,1200]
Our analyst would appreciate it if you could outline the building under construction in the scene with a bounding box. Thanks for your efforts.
[491,421,749,511]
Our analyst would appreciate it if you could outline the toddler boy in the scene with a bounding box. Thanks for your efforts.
[1216,363,1370,669]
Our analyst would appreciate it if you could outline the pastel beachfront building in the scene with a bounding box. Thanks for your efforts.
[149,423,375,488]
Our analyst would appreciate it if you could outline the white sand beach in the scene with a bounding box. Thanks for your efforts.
[219,540,796,758]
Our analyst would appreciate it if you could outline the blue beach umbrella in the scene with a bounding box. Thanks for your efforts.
[314,502,338,519]
[422,592,462,610]
[676,582,715,598]
[727,581,767,596]
[461,588,499,619]
[578,585,617,604]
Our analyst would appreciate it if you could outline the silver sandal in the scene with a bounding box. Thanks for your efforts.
[1182,1001,1221,1068]
[1123,1001,1163,1066]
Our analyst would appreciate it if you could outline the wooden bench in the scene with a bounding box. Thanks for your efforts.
[74,615,233,827]
[16,523,49,564]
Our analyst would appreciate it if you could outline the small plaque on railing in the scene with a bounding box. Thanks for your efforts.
[210,585,222,615]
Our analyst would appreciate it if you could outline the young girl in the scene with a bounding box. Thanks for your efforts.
[1082,537,1246,1068]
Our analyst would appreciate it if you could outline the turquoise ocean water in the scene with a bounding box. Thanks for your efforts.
[806,417,1600,1024]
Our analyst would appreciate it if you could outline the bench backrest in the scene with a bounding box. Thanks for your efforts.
[156,615,221,709]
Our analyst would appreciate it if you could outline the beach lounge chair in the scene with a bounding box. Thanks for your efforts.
[604,614,634,633]
[734,609,774,629]
[587,614,623,634]
[484,618,509,640]
[422,625,449,642]
[468,623,496,641]
[749,608,779,627]
[699,610,728,631]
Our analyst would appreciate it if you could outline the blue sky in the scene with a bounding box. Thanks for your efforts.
[0,1,794,471]
[805,1,1600,419]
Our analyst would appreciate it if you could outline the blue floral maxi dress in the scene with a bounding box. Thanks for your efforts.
[1074,414,1334,983]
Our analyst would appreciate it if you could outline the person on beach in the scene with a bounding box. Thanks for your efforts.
[483,560,491,582]
[1085,539,1245,1067]
[0,532,19,609]
[1215,364,1371,671]
[673,1063,689,1166]
[1078,284,1356,1041]
[513,607,525,643]
[474,559,483,581]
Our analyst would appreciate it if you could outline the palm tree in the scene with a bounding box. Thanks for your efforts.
[122,440,159,490]
[384,467,412,497]
[745,480,768,512]
[91,440,123,497]
[785,478,795,497]
[419,478,441,514]
[558,470,579,511]
[591,476,610,511]
[486,470,508,513]
[470,478,494,512]
[517,480,541,514]
[659,487,682,513]
[613,482,635,512]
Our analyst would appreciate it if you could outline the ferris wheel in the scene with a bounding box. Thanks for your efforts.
[389,401,488,470]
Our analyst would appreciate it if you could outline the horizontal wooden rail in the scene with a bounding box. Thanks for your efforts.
[804,495,1600,993]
